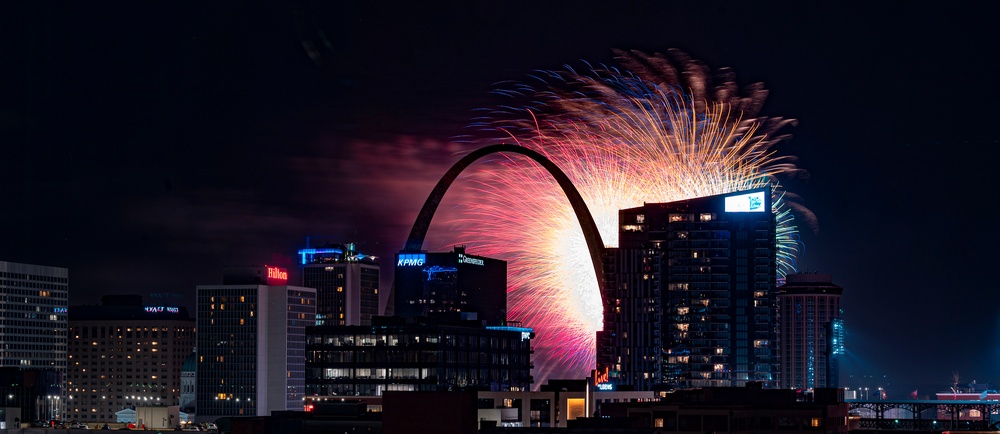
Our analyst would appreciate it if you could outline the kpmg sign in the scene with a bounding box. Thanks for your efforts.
[397,253,426,267]
[724,191,766,212]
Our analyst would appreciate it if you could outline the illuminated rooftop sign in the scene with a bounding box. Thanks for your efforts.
[298,245,375,265]
[266,265,288,285]
[724,191,766,212]
[144,306,180,314]
[397,253,426,267]
[457,253,484,266]
[298,247,343,264]
[486,326,534,341]
[592,366,615,390]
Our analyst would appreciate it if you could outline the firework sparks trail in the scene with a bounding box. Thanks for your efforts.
[436,50,813,386]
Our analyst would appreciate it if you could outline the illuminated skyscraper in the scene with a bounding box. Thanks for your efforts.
[66,295,194,424]
[394,246,507,325]
[0,260,67,422]
[195,266,315,421]
[0,261,68,372]
[777,273,843,390]
[297,242,380,326]
[598,188,778,390]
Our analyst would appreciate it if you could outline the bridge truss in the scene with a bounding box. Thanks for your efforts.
[848,399,1000,431]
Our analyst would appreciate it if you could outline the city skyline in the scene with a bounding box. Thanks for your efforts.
[3,2,1000,391]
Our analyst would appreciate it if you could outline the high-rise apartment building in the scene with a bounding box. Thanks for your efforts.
[0,261,68,372]
[598,188,778,390]
[298,242,380,326]
[65,295,195,424]
[195,266,315,421]
[0,260,68,422]
[777,273,843,390]
[394,246,507,325]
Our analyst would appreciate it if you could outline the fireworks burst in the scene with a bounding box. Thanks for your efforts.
[437,49,812,386]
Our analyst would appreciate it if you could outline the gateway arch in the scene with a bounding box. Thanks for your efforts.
[402,143,607,302]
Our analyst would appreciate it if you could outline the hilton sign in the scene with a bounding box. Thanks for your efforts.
[266,265,288,286]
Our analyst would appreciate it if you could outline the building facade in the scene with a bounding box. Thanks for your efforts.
[298,242,380,326]
[179,352,196,414]
[598,188,778,390]
[478,378,657,428]
[65,295,195,424]
[0,260,69,422]
[598,386,849,434]
[195,266,316,421]
[777,273,843,390]
[394,246,507,325]
[305,320,533,396]
[0,261,68,373]
[0,367,62,425]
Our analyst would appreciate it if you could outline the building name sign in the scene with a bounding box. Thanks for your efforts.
[265,265,289,286]
[397,253,426,267]
[593,366,609,385]
[267,266,288,281]
[724,191,766,213]
[457,253,484,266]
[144,306,180,314]
[53,307,68,314]
[592,366,615,391]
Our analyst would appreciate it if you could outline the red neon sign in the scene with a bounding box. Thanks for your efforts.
[593,366,609,386]
[266,265,288,285]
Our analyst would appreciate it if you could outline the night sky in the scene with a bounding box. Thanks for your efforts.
[4,2,999,394]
